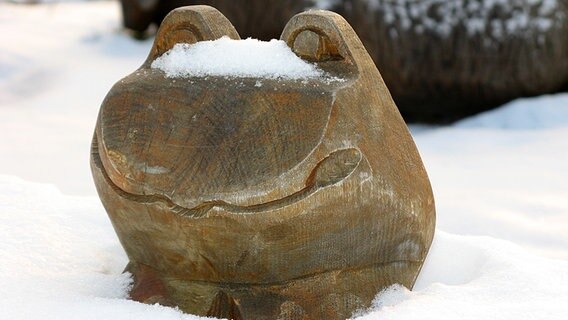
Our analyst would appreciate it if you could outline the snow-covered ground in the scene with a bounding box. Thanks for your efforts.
[1,1,567,319]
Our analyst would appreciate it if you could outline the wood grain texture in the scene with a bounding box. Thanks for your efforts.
[91,6,436,319]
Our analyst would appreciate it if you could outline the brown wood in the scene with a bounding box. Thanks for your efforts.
[91,6,435,319]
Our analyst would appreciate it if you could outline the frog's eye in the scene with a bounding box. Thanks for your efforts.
[145,6,240,64]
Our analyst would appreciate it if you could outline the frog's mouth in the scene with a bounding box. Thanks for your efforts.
[92,135,362,218]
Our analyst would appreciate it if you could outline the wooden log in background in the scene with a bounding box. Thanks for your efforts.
[120,0,568,122]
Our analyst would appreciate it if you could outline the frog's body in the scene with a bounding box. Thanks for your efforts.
[91,6,435,319]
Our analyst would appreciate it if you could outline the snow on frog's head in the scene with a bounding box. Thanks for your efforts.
[151,36,325,79]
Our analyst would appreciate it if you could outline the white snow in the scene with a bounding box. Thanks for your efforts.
[455,93,568,130]
[0,0,152,195]
[0,175,209,320]
[1,1,568,320]
[411,94,568,260]
[151,37,325,79]
[356,232,568,319]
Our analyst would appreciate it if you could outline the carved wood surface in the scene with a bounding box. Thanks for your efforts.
[92,6,436,319]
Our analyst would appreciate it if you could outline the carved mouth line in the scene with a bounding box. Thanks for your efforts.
[92,135,362,218]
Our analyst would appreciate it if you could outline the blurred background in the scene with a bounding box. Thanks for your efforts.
[1,1,568,319]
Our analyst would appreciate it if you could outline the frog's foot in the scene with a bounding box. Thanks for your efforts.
[126,262,172,306]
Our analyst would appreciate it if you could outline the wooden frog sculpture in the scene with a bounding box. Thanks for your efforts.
[91,6,435,320]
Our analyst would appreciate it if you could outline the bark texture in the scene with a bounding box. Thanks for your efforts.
[92,6,435,319]
[334,0,568,122]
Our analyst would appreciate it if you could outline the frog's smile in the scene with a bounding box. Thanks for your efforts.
[93,135,361,218]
